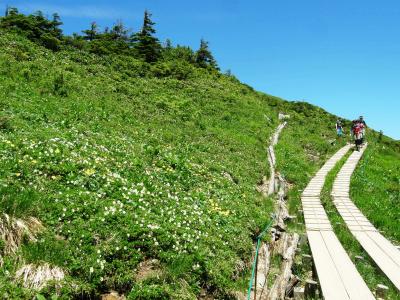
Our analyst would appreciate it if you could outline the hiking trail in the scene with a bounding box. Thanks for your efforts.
[331,144,400,291]
[301,144,374,300]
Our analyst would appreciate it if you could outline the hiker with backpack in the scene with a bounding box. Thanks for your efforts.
[336,119,344,137]
[351,116,367,151]
[358,116,366,136]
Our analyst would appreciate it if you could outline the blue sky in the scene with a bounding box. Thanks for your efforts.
[2,0,399,139]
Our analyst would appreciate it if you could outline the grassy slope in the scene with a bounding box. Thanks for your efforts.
[0,31,398,299]
[275,103,348,218]
[352,138,400,243]
[0,32,279,299]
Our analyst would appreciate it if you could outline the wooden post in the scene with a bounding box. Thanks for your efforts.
[376,284,389,299]
[285,275,300,297]
[355,255,364,261]
[268,233,299,299]
[304,279,318,298]
[301,254,312,265]
[293,287,304,300]
[298,234,307,247]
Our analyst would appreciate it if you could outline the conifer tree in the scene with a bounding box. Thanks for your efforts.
[195,39,218,70]
[82,22,98,41]
[131,10,161,63]
[51,13,63,39]
[165,38,172,50]
[110,20,129,41]
[0,8,62,50]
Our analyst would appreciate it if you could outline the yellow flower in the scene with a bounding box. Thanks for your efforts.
[84,168,96,176]
[15,173,21,177]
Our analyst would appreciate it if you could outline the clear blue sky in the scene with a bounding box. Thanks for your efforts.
[2,0,400,139]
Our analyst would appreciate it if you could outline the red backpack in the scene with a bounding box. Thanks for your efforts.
[354,123,364,135]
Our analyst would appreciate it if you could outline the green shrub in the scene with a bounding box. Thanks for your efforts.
[128,282,171,300]
[150,60,194,80]
[0,115,12,131]
[53,73,68,96]
[12,48,30,61]
[40,33,61,51]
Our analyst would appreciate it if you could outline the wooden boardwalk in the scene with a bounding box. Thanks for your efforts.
[332,144,400,291]
[302,145,375,299]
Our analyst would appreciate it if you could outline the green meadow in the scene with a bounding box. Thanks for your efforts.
[0,12,399,299]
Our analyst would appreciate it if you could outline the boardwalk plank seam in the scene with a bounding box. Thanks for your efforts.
[301,144,374,300]
[331,144,400,291]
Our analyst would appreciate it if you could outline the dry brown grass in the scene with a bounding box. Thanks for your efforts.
[135,259,162,281]
[0,213,43,264]
[15,263,65,290]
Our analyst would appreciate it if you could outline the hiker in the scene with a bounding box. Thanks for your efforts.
[336,119,344,137]
[351,116,366,151]
[358,115,367,136]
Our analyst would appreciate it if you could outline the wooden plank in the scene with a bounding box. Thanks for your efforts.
[354,232,400,290]
[367,231,400,268]
[307,231,350,300]
[331,144,400,291]
[301,145,374,298]
[321,231,375,299]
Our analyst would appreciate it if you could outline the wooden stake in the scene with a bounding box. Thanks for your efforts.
[376,284,389,299]
[304,279,318,298]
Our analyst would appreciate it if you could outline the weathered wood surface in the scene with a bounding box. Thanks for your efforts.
[268,233,299,300]
[301,145,374,300]
[251,119,290,300]
[332,144,400,291]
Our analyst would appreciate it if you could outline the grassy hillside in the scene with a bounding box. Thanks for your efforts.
[0,30,398,299]
[0,31,278,299]
[351,138,400,243]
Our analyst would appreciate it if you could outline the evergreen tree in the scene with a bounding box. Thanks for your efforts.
[82,22,98,41]
[195,39,218,70]
[86,21,130,55]
[110,20,129,41]
[0,8,62,50]
[64,32,85,50]
[165,38,172,49]
[8,7,18,16]
[131,10,161,63]
[163,45,196,64]
[51,13,63,39]
[161,38,174,60]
